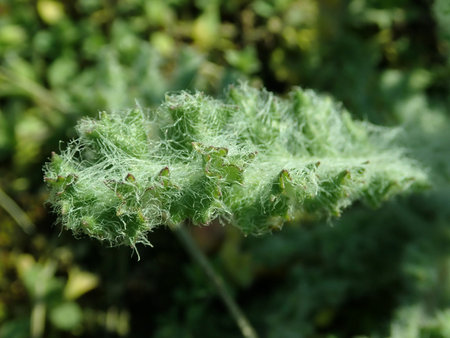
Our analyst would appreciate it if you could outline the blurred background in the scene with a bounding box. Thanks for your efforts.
[0,0,449,337]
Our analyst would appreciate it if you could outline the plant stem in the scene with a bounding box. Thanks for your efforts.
[172,223,258,338]
[0,186,35,234]
[0,67,69,114]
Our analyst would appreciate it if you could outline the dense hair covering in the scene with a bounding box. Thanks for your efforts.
[44,84,427,247]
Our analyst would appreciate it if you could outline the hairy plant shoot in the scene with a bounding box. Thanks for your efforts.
[44,84,427,247]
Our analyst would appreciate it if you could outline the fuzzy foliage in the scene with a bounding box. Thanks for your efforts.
[44,84,427,246]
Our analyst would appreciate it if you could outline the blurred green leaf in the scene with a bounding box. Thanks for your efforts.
[225,46,260,74]
[49,302,83,331]
[0,317,30,338]
[434,0,450,43]
[37,0,66,25]
[193,5,220,50]
[48,56,78,87]
[0,25,27,47]
[64,268,99,301]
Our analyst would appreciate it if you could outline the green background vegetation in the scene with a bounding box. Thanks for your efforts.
[0,0,449,337]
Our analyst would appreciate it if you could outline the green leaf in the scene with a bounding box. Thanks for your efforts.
[0,318,30,338]
[64,268,99,300]
[49,302,83,331]
[44,83,428,246]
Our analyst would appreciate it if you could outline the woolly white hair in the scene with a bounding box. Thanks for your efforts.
[44,83,427,247]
